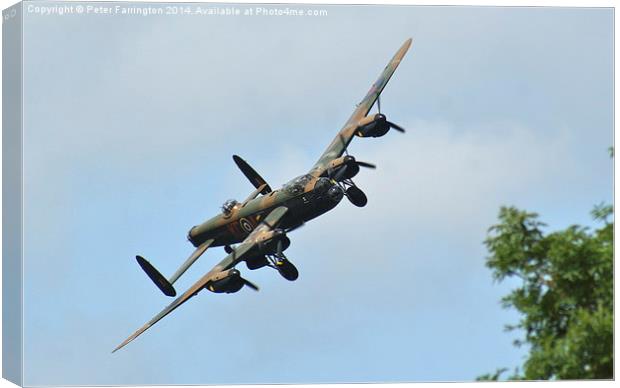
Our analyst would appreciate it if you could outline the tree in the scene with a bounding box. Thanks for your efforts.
[478,204,613,380]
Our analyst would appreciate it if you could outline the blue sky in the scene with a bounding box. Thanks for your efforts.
[18,3,612,385]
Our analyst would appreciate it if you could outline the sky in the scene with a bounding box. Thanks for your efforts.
[14,2,613,386]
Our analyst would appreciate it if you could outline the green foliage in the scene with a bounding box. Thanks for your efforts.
[481,205,613,380]
[476,368,508,381]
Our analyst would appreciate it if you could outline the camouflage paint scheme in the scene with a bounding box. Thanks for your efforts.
[114,38,413,352]
[189,38,412,247]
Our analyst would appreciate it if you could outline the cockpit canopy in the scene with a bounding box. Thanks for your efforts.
[283,174,313,195]
[221,199,238,215]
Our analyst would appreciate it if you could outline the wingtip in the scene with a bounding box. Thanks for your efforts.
[111,338,132,354]
[111,345,121,354]
[403,37,413,50]
[112,325,146,354]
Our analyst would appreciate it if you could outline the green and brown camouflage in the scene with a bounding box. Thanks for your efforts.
[114,38,413,353]
[311,37,412,175]
[113,206,289,353]
[189,38,413,247]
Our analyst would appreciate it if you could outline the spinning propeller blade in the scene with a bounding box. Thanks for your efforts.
[356,161,376,169]
[376,95,406,133]
[387,121,406,133]
[241,277,259,291]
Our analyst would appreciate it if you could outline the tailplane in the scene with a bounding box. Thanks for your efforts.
[136,255,176,297]
[136,238,214,297]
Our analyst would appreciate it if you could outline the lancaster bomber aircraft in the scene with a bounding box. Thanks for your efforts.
[114,38,413,352]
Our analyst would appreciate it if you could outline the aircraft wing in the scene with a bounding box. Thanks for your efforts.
[204,206,289,273]
[310,38,412,175]
[112,206,289,353]
[112,261,234,353]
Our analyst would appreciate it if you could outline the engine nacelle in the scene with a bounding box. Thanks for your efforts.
[206,269,244,294]
[258,234,291,255]
[355,114,390,138]
[246,255,268,270]
[242,232,291,270]
[322,156,361,180]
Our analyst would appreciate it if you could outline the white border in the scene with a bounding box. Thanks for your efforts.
[0,1,615,388]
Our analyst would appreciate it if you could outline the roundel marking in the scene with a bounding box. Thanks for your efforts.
[239,218,254,233]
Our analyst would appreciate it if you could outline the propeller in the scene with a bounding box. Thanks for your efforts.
[230,269,260,291]
[227,247,259,292]
[328,158,376,183]
[387,121,406,133]
[376,95,406,133]
[356,161,376,169]
[326,161,370,208]
[241,277,259,291]
[376,113,406,134]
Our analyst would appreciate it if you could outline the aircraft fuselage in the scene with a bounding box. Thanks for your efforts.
[187,175,343,247]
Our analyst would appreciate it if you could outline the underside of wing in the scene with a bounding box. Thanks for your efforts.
[112,207,289,353]
[112,268,216,353]
[208,206,289,271]
[311,38,412,174]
